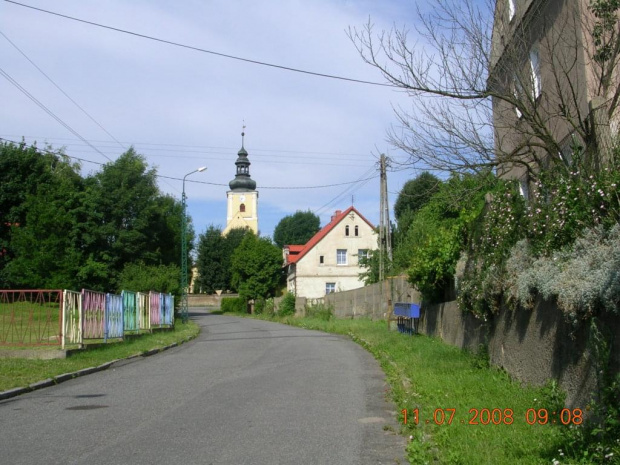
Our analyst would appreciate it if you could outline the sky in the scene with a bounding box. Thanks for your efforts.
[0,0,426,240]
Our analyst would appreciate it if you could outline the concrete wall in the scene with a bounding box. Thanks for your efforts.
[188,293,239,308]
[310,277,620,408]
[322,276,420,319]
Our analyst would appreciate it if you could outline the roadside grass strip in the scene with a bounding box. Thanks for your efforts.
[252,315,569,464]
[0,320,200,392]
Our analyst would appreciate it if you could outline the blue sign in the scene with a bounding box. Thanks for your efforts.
[393,302,420,318]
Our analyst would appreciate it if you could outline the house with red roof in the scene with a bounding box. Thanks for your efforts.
[283,206,377,299]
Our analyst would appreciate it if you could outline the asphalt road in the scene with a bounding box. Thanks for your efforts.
[0,308,406,464]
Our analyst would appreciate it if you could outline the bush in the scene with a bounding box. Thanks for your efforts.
[220,297,247,314]
[404,172,493,302]
[278,292,296,316]
[117,262,181,300]
[305,302,333,321]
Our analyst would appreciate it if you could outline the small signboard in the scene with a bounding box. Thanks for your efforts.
[393,302,420,335]
[393,302,420,319]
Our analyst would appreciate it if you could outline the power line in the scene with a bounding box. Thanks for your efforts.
[314,165,377,215]
[0,137,380,190]
[2,135,377,160]
[4,0,397,88]
[0,29,126,151]
[0,67,113,162]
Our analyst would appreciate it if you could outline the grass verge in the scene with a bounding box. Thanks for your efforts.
[0,320,200,392]
[246,314,575,464]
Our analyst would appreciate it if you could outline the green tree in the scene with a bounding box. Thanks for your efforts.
[82,148,185,290]
[117,262,181,298]
[394,172,441,222]
[273,210,320,248]
[2,147,87,289]
[231,233,283,300]
[403,172,493,301]
[195,226,251,294]
[0,141,73,286]
[195,225,226,294]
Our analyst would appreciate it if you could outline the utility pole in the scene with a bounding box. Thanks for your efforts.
[379,154,392,282]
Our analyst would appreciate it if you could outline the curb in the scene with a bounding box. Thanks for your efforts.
[0,334,197,402]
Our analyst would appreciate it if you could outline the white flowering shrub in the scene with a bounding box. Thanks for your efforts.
[511,224,620,321]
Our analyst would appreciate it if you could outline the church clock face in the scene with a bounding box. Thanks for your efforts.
[240,195,246,202]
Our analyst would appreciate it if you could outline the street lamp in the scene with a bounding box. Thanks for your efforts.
[181,166,207,323]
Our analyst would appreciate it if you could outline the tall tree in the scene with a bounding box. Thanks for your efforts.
[273,210,321,248]
[231,233,283,300]
[195,225,226,294]
[195,226,251,294]
[82,148,184,290]
[394,172,441,222]
[2,146,86,289]
[0,141,70,286]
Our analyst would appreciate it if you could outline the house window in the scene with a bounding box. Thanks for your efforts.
[508,0,515,21]
[513,74,524,118]
[354,225,359,236]
[240,203,246,213]
[326,282,336,294]
[530,46,541,99]
[319,255,324,264]
[357,249,369,261]
[345,225,350,236]
[519,177,529,201]
[337,249,347,265]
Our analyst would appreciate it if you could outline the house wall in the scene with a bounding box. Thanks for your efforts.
[492,0,593,181]
[315,276,620,408]
[294,211,377,299]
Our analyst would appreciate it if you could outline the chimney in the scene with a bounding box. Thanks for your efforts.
[331,210,342,222]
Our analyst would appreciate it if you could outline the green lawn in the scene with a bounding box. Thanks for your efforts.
[0,320,199,392]
[247,314,578,464]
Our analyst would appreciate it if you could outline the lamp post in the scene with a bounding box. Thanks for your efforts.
[181,166,207,323]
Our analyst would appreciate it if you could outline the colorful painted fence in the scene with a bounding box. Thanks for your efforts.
[83,289,106,340]
[105,293,123,341]
[122,291,138,333]
[0,289,174,347]
[0,290,62,345]
[62,290,82,348]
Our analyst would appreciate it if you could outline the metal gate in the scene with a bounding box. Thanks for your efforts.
[0,290,62,345]
[122,291,139,333]
[149,291,162,327]
[163,294,174,326]
[105,293,123,340]
[62,290,82,348]
[82,289,105,339]
[137,292,150,330]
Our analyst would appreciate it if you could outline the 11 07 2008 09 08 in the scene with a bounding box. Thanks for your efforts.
[400,408,584,426]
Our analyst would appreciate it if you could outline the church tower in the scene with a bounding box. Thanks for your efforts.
[222,131,259,235]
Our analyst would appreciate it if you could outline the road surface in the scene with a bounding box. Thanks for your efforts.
[0,308,406,464]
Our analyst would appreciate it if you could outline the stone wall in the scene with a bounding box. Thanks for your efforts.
[303,277,620,408]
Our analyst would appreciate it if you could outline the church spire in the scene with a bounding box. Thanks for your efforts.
[228,127,256,191]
